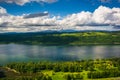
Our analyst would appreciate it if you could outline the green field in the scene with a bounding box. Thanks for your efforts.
[0,31,120,45]
[1,58,120,80]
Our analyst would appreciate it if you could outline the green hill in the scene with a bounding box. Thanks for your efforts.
[1,57,120,80]
[0,31,120,45]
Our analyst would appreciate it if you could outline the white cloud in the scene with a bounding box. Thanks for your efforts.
[61,6,120,26]
[92,6,120,25]
[60,11,92,26]
[119,0,120,2]
[0,0,29,5]
[0,0,57,5]
[0,6,120,33]
[0,6,7,14]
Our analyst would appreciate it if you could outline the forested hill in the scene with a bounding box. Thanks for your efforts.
[0,31,120,45]
[1,58,120,80]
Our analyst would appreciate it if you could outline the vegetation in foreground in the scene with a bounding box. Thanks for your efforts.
[0,31,120,45]
[1,58,120,80]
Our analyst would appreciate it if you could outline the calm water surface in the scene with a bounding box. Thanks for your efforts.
[0,44,120,64]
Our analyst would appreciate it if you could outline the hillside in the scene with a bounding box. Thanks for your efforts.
[1,58,120,80]
[0,31,120,45]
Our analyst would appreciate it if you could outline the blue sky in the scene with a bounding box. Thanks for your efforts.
[0,0,120,32]
[0,0,120,16]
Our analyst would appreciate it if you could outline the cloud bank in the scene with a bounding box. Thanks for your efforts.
[0,0,58,5]
[0,6,120,33]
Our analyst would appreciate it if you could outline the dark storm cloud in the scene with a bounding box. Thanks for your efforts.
[114,25,120,29]
[76,23,110,27]
[23,12,49,18]
[0,22,10,27]
[23,23,56,26]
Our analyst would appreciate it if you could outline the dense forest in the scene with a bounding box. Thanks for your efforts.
[1,58,120,80]
[0,31,120,45]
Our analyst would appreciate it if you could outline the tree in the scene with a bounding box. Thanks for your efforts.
[0,70,6,78]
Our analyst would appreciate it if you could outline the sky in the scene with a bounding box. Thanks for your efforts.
[0,0,120,33]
